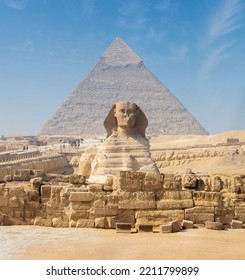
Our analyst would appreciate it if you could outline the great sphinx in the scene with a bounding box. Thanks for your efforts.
[87,101,159,183]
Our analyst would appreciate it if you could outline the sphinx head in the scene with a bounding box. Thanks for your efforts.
[104,101,148,138]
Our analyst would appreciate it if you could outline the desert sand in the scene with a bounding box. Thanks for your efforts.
[0,226,244,260]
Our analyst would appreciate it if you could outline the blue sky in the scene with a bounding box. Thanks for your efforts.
[0,0,244,135]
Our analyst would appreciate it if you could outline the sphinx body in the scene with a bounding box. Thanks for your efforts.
[88,102,159,183]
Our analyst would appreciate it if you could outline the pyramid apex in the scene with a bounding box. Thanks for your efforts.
[101,37,142,66]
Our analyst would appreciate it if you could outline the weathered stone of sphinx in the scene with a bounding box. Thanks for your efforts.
[89,101,159,183]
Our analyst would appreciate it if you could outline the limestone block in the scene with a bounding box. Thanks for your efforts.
[87,184,104,192]
[34,217,52,227]
[205,221,224,230]
[163,174,175,189]
[95,217,107,228]
[69,192,94,202]
[69,174,85,185]
[118,191,156,209]
[33,170,47,180]
[171,220,181,232]
[230,220,243,229]
[93,199,105,208]
[91,207,118,216]
[0,196,8,207]
[69,210,89,221]
[106,216,117,229]
[157,190,193,210]
[41,185,51,199]
[116,210,135,226]
[193,191,221,207]
[30,177,43,189]
[182,220,194,229]
[117,171,145,191]
[116,222,132,233]
[103,185,113,191]
[185,207,214,224]
[77,219,94,228]
[137,224,153,233]
[135,210,184,228]
[104,175,114,187]
[160,224,172,233]
[50,186,63,204]
[215,207,234,224]
[142,173,163,191]
[70,202,92,211]
[233,175,245,193]
[183,174,197,189]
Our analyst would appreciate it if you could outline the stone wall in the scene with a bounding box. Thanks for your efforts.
[0,171,245,228]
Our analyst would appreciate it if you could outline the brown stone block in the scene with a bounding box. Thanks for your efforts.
[117,171,145,191]
[76,219,94,228]
[137,224,153,233]
[230,219,243,229]
[205,221,224,230]
[182,219,194,229]
[215,207,234,224]
[185,207,214,224]
[52,217,68,228]
[71,202,92,211]
[117,210,135,226]
[9,187,26,197]
[193,191,221,207]
[116,222,132,233]
[160,224,172,233]
[34,217,52,227]
[69,210,89,220]
[69,174,85,185]
[13,169,31,181]
[136,210,184,227]
[119,191,156,209]
[8,196,19,208]
[87,184,104,192]
[91,207,118,216]
[69,192,94,202]
[234,207,245,223]
[171,220,181,232]
[142,173,163,191]
[157,190,193,210]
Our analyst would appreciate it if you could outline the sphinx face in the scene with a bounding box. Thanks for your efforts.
[114,102,139,128]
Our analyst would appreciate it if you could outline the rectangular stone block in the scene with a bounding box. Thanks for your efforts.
[118,191,156,209]
[163,174,182,190]
[160,224,172,233]
[91,207,118,216]
[116,222,132,233]
[69,192,94,202]
[182,220,194,229]
[135,210,184,228]
[193,191,221,207]
[235,207,245,223]
[185,207,214,224]
[157,190,193,210]
[69,210,89,221]
[76,219,94,228]
[230,219,243,229]
[117,171,145,191]
[117,210,135,226]
[71,202,92,211]
[215,207,234,224]
[142,173,163,191]
[137,224,153,233]
[0,196,8,207]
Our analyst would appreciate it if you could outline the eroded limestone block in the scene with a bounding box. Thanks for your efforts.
[157,190,193,210]
[118,191,156,209]
[135,210,184,228]
[87,184,104,192]
[30,177,43,190]
[193,191,221,207]
[41,185,51,199]
[234,207,245,223]
[142,173,163,191]
[160,224,172,233]
[90,207,118,216]
[69,210,89,221]
[205,221,224,230]
[34,217,52,227]
[171,220,181,232]
[77,219,94,228]
[0,196,8,207]
[230,219,243,229]
[117,171,145,191]
[182,219,194,229]
[69,192,94,202]
[116,210,135,226]
[3,175,13,182]
[185,207,214,224]
[215,207,234,224]
[233,175,245,193]
[183,174,197,189]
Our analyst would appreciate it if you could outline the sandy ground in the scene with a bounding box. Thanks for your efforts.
[0,226,244,260]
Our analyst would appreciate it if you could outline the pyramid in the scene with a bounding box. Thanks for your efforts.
[40,38,208,136]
